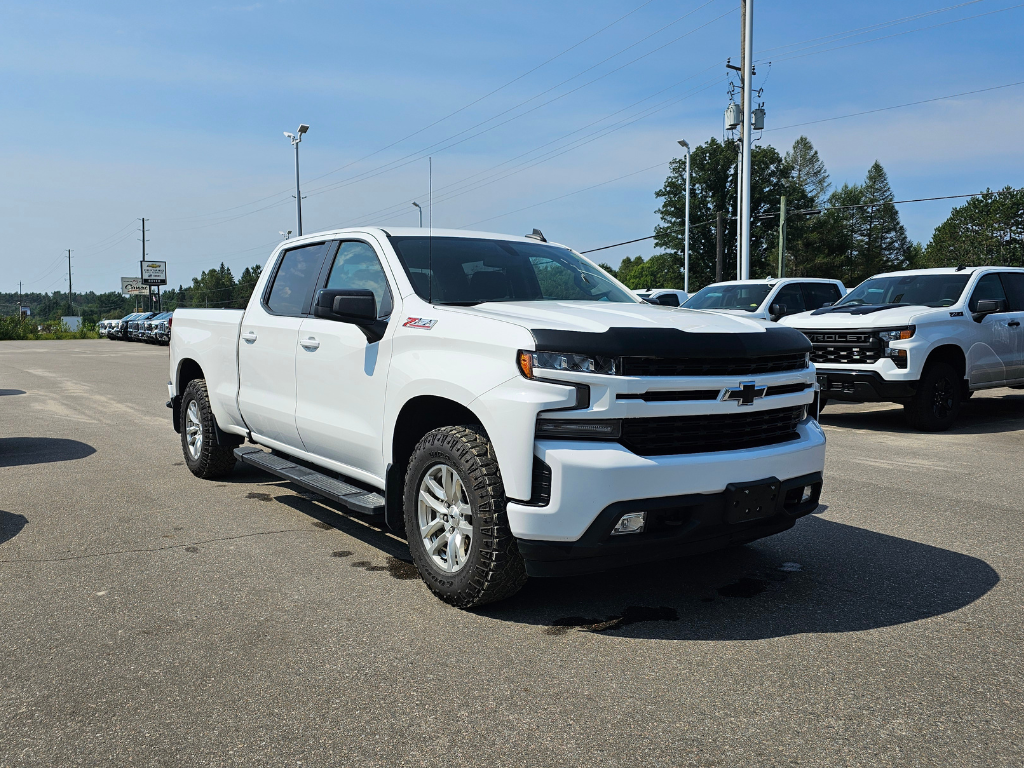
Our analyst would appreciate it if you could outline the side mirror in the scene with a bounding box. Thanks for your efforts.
[769,303,787,319]
[821,302,833,308]
[314,289,387,342]
[973,298,1005,322]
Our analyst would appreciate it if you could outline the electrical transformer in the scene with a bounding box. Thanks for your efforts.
[724,102,742,131]
[752,107,766,131]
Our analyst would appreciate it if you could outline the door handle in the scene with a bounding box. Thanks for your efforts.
[299,337,320,350]
[241,331,258,342]
[1008,320,1021,327]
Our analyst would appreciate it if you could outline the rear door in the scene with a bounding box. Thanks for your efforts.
[802,282,843,312]
[237,241,332,449]
[294,239,398,480]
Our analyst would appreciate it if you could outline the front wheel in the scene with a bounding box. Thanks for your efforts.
[404,425,527,608]
[904,362,962,432]
[180,378,237,478]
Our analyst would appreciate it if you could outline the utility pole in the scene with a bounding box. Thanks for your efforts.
[284,125,309,236]
[740,0,754,279]
[140,217,148,312]
[716,212,724,283]
[18,281,22,319]
[67,249,73,316]
[736,0,746,280]
[778,195,787,278]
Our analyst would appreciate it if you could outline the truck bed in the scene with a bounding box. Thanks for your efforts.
[169,309,246,434]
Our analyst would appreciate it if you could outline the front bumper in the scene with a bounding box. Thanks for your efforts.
[518,471,823,577]
[506,419,826,567]
[816,369,917,402]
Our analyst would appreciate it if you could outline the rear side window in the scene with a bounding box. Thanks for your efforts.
[772,284,806,316]
[969,273,1008,312]
[802,282,842,310]
[998,272,1024,312]
[655,293,680,307]
[324,241,394,318]
[265,242,331,316]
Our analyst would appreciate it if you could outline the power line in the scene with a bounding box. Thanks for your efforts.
[766,81,1024,131]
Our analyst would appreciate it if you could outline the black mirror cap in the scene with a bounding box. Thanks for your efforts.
[973,298,1006,321]
[315,289,377,323]
[769,303,787,318]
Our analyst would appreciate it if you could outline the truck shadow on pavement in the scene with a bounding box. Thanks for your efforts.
[820,394,1024,435]
[478,515,999,640]
[0,437,96,467]
[0,389,26,396]
[0,510,28,546]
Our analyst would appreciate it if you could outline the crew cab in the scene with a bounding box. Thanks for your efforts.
[780,267,1024,431]
[168,228,826,606]
[683,278,846,322]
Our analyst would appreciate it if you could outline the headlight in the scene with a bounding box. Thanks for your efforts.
[878,327,915,342]
[518,350,616,379]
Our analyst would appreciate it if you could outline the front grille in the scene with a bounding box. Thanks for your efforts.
[619,406,804,457]
[620,353,807,377]
[801,330,882,366]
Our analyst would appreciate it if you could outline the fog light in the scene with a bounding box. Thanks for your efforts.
[611,511,647,535]
[801,486,813,503]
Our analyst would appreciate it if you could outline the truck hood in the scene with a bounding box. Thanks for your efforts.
[460,301,767,334]
[451,301,810,360]
[780,305,940,329]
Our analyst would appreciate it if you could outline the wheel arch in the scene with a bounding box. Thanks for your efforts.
[385,395,485,532]
[924,343,967,380]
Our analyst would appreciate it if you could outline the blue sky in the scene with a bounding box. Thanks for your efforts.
[3,0,1023,295]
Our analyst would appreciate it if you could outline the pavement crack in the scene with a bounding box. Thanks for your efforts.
[0,528,312,565]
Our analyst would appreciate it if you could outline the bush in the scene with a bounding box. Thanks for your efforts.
[0,316,99,341]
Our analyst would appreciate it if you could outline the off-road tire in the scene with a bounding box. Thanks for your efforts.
[180,378,237,479]
[404,425,527,608]
[904,361,962,432]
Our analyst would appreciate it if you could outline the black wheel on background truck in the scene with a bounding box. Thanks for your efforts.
[180,378,237,479]
[904,361,962,432]
[404,425,528,608]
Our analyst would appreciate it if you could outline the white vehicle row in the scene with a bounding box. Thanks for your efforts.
[99,311,172,344]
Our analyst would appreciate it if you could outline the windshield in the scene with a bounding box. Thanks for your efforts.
[683,283,772,312]
[835,274,970,308]
[387,236,637,305]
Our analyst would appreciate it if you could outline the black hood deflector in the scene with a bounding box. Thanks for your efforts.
[530,325,811,359]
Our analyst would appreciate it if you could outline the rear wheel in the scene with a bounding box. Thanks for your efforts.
[180,379,236,478]
[404,425,527,608]
[904,362,962,432]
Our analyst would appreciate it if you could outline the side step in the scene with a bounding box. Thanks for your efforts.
[234,446,385,515]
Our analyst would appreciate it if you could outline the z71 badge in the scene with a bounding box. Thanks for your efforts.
[949,311,964,317]
[403,317,437,330]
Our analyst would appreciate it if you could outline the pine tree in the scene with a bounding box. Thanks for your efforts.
[923,186,1024,267]
[861,161,914,275]
[785,136,831,204]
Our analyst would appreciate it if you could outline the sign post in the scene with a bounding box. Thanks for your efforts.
[121,277,149,296]
[141,261,167,312]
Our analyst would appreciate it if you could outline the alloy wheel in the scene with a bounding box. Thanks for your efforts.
[185,400,203,460]
[417,463,473,573]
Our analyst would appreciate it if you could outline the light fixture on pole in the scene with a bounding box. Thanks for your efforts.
[279,230,292,240]
[412,201,423,227]
[283,124,309,236]
[677,140,691,294]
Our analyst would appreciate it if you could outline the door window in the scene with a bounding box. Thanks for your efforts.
[998,272,1024,311]
[265,242,331,316]
[968,273,1008,313]
[324,241,394,317]
[802,282,842,310]
[772,284,806,316]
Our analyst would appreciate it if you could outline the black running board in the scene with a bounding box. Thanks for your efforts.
[234,446,385,515]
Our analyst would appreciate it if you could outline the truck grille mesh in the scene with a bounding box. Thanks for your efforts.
[801,331,882,365]
[620,353,807,377]
[619,406,804,456]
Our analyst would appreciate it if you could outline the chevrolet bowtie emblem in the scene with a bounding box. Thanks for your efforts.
[724,381,767,406]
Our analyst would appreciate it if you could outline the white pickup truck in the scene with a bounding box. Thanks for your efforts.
[169,227,826,606]
[780,267,1024,431]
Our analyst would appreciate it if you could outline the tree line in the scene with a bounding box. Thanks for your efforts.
[603,135,1024,292]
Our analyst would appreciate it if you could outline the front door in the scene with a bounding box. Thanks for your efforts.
[966,273,1016,387]
[237,240,332,448]
[295,239,398,481]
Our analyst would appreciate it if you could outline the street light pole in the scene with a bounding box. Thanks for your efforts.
[740,0,754,279]
[284,124,309,236]
[412,202,423,227]
[677,140,691,293]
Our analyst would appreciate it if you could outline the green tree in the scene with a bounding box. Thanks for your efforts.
[190,263,236,307]
[785,136,831,204]
[234,264,263,308]
[922,186,1024,268]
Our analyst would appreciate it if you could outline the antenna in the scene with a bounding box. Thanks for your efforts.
[428,156,433,304]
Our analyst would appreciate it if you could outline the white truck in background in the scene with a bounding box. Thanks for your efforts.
[168,227,826,607]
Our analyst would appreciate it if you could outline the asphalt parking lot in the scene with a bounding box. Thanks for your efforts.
[2,339,1022,767]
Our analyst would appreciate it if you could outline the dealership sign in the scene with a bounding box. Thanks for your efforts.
[121,277,149,296]
[141,261,167,286]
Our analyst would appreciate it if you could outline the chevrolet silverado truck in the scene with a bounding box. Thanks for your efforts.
[780,267,1024,431]
[168,228,826,607]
